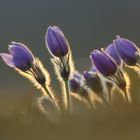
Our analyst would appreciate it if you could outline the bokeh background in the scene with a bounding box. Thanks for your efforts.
[0,0,140,140]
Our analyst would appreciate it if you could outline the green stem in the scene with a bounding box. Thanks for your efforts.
[64,80,71,113]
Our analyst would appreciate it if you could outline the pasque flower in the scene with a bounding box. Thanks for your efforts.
[114,36,140,66]
[105,43,121,66]
[0,41,56,103]
[69,79,80,93]
[83,71,102,93]
[69,72,82,94]
[0,41,47,86]
[45,26,72,80]
[45,26,69,57]
[45,26,73,112]
[83,70,113,103]
[0,41,34,71]
[69,72,93,108]
[90,66,114,102]
[90,50,117,77]
[90,49,129,102]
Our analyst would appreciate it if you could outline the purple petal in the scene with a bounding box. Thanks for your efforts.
[69,79,80,92]
[90,50,117,77]
[105,43,121,66]
[83,71,99,82]
[45,26,69,57]
[8,42,34,71]
[0,53,15,67]
[53,26,65,37]
[114,36,139,66]
[90,66,97,72]
[83,71,102,93]
[83,71,91,81]
[73,72,82,80]
[9,42,34,62]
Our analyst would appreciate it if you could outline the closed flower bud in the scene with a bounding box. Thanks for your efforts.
[90,50,117,77]
[105,43,121,66]
[69,72,93,107]
[69,72,81,93]
[69,79,80,93]
[83,71,102,93]
[114,36,139,66]
[45,26,69,57]
[90,49,129,102]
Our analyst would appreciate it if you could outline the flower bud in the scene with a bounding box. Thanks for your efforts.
[114,36,139,66]
[83,71,102,93]
[0,41,34,71]
[90,50,117,77]
[45,26,69,57]
[105,43,121,66]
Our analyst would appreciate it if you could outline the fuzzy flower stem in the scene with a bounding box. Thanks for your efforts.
[108,91,112,103]
[101,96,109,105]
[42,84,61,112]
[86,96,94,109]
[64,79,71,113]
[123,89,129,103]
[42,84,53,100]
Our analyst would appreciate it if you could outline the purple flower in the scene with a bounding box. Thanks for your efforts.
[83,71,102,93]
[114,36,139,66]
[90,50,117,77]
[69,72,92,107]
[45,26,69,57]
[90,50,128,102]
[69,79,80,93]
[0,41,34,71]
[69,72,81,93]
[105,43,121,66]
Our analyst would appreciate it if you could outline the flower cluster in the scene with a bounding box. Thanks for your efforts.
[0,26,140,119]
